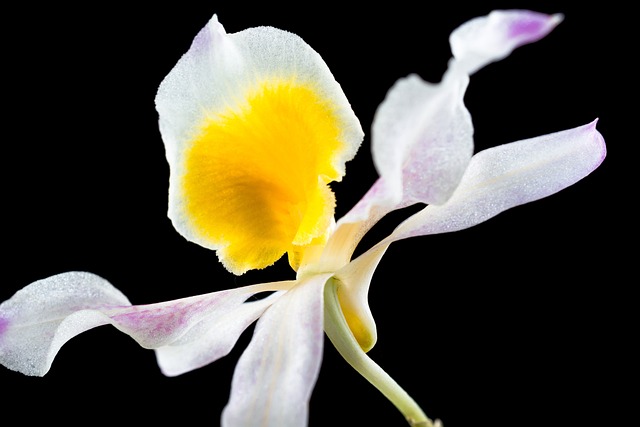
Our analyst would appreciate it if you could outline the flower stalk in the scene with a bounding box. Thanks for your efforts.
[323,278,441,427]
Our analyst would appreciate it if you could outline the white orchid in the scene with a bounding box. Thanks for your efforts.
[0,9,605,427]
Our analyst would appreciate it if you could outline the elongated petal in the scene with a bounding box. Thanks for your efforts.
[156,15,363,275]
[336,10,562,261]
[371,10,563,210]
[0,271,293,376]
[389,120,606,241]
[0,272,130,376]
[450,10,564,75]
[155,292,280,377]
[222,274,330,427]
[335,121,605,352]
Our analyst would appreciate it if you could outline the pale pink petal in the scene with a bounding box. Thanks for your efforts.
[338,10,563,255]
[221,274,330,427]
[336,121,605,353]
[370,70,473,209]
[331,60,474,267]
[154,292,280,377]
[389,120,606,241]
[0,271,293,377]
[450,10,564,75]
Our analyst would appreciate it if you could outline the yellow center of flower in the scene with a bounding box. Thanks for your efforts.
[182,79,345,275]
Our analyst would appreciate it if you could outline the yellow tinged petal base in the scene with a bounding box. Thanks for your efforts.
[182,79,346,274]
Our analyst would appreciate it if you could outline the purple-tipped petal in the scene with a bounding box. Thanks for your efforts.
[363,10,562,229]
[450,10,563,75]
[0,271,293,377]
[389,120,606,240]
[222,274,330,427]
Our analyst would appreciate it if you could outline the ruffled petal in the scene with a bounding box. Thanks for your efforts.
[222,274,330,427]
[155,14,363,275]
[0,271,294,377]
[389,120,606,241]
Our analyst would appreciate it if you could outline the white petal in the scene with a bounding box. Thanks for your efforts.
[0,271,294,377]
[155,292,281,377]
[371,70,473,208]
[389,120,606,241]
[155,15,245,168]
[0,272,130,376]
[221,274,330,427]
[450,9,564,75]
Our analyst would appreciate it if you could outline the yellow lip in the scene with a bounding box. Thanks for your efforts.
[182,78,346,274]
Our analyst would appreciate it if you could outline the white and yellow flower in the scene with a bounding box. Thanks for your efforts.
[0,10,606,427]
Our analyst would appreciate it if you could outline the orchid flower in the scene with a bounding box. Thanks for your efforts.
[0,9,606,427]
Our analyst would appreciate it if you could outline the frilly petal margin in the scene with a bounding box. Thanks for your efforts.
[222,274,330,427]
[389,120,606,241]
[0,271,294,377]
[325,10,564,269]
[155,14,364,266]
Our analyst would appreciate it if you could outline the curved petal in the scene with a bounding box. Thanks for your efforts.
[155,14,363,275]
[389,120,606,241]
[222,274,330,427]
[333,242,390,352]
[0,271,294,377]
[332,10,563,265]
[371,70,473,210]
[0,272,130,376]
[370,10,563,211]
[155,292,280,377]
[336,120,605,353]
[450,9,564,75]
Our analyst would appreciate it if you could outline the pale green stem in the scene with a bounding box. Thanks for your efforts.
[323,278,441,427]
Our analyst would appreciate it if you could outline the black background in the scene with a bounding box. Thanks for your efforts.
[2,2,630,426]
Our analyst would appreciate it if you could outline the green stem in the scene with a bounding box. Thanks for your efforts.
[323,278,440,427]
